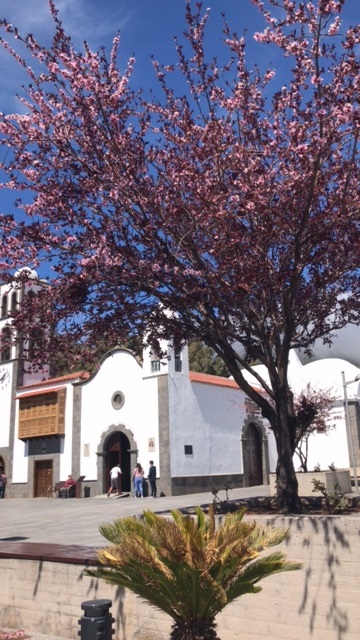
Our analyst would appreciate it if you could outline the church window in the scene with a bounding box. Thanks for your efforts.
[11,291,18,313]
[27,327,43,361]
[0,327,11,362]
[1,294,8,318]
[111,391,125,410]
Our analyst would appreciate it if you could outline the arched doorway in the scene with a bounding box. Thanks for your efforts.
[242,421,267,487]
[248,423,263,486]
[105,431,131,493]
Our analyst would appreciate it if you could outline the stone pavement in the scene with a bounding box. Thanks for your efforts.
[0,484,270,546]
[0,485,270,640]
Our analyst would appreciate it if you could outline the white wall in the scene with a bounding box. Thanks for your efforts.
[294,405,350,472]
[168,374,249,478]
[0,362,14,448]
[11,433,28,483]
[59,384,75,478]
[80,350,160,479]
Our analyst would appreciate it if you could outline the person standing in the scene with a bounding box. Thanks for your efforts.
[0,468,7,499]
[133,463,144,498]
[148,460,157,498]
[107,463,122,497]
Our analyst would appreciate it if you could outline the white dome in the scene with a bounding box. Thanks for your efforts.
[242,352,360,400]
[13,267,38,280]
[297,323,360,368]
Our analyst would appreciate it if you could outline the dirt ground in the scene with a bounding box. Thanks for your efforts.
[174,494,360,517]
[212,494,360,516]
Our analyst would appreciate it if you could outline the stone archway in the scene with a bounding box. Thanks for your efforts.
[241,420,269,487]
[98,424,138,494]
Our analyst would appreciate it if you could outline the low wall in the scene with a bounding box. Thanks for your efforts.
[1,514,359,640]
[269,469,352,496]
[171,473,243,495]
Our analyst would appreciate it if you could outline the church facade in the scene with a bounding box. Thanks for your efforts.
[1,343,274,499]
[0,269,359,498]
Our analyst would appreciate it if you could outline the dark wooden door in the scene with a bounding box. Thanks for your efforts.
[34,460,53,497]
[248,424,263,486]
[106,433,122,494]
[105,432,131,493]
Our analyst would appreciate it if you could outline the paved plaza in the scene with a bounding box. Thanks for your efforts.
[0,484,270,547]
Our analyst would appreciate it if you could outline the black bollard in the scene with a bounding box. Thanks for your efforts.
[78,599,114,640]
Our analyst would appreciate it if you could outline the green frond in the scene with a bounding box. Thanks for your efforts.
[248,525,290,551]
[87,563,181,620]
[226,552,303,605]
[157,562,227,619]
[87,508,302,628]
[208,555,246,585]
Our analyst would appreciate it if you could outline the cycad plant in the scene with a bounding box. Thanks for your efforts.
[87,507,301,640]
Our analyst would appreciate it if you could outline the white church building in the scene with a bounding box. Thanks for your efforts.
[0,269,359,498]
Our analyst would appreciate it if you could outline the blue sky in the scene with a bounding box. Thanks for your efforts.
[0,0,358,120]
[0,0,271,108]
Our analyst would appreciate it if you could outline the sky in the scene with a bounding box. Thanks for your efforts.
[0,0,358,221]
[0,0,271,109]
[0,0,358,122]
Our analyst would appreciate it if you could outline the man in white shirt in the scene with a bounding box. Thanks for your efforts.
[107,463,122,497]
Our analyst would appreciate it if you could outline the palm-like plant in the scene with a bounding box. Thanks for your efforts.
[87,507,301,640]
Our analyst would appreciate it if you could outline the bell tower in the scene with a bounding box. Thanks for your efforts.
[142,338,189,378]
[0,267,50,387]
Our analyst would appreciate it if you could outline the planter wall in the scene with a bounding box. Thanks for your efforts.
[270,468,352,496]
[1,514,360,640]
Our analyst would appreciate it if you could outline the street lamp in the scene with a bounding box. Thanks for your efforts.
[341,371,360,495]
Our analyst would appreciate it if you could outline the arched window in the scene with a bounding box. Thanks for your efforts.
[11,291,18,313]
[174,349,182,372]
[28,327,43,361]
[0,326,11,362]
[241,420,268,488]
[151,359,161,372]
[1,294,8,319]
[25,289,36,308]
[150,348,161,373]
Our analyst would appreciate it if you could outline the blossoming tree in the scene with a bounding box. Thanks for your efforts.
[293,384,338,472]
[0,0,359,512]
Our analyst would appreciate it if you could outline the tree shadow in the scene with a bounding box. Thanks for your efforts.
[265,514,354,640]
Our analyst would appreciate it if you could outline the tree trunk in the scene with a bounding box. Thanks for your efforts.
[170,618,220,640]
[276,451,303,513]
[273,400,303,514]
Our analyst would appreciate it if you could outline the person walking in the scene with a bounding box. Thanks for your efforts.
[133,463,144,498]
[148,460,157,498]
[107,463,122,497]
